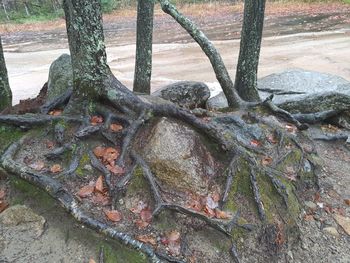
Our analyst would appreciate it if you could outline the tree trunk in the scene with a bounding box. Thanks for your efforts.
[0,36,12,111]
[62,0,110,101]
[234,0,266,102]
[133,0,154,95]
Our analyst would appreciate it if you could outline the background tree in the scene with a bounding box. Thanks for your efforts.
[0,36,12,111]
[234,0,266,102]
[133,0,154,94]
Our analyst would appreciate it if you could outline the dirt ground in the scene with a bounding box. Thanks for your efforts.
[1,2,350,263]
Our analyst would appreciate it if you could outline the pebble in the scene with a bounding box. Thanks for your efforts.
[323,227,339,238]
[304,201,317,210]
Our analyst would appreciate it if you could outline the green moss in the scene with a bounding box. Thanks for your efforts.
[127,166,148,193]
[75,152,90,177]
[10,177,55,208]
[0,125,25,153]
[97,241,146,263]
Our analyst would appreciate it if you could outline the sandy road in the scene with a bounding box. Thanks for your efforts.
[4,29,350,104]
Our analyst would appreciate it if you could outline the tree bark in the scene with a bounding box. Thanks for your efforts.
[133,0,154,95]
[62,0,110,101]
[0,36,12,111]
[234,0,266,102]
[158,0,243,109]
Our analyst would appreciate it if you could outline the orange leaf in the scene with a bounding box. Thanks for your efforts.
[104,210,122,222]
[50,164,62,173]
[187,199,202,212]
[250,140,261,147]
[95,176,105,193]
[103,147,119,164]
[0,200,9,213]
[136,235,157,246]
[49,109,63,116]
[77,185,94,198]
[135,219,149,229]
[110,123,123,132]
[93,146,105,158]
[140,208,152,223]
[215,209,232,219]
[92,193,110,206]
[261,156,273,166]
[203,205,216,217]
[29,160,45,171]
[91,115,103,126]
[106,164,125,175]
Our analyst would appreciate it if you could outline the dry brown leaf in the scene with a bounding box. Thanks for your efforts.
[92,193,110,206]
[344,199,350,206]
[104,210,122,222]
[95,176,105,193]
[140,208,152,223]
[135,219,149,229]
[110,123,123,132]
[0,200,9,213]
[29,160,45,171]
[50,164,62,174]
[250,139,261,147]
[203,204,216,218]
[49,109,63,116]
[106,164,125,175]
[261,156,273,166]
[103,147,119,164]
[91,115,103,125]
[267,134,278,144]
[93,146,105,158]
[0,189,5,200]
[77,185,94,198]
[136,234,157,246]
[88,258,96,263]
[45,140,55,149]
[215,209,231,219]
[304,214,314,221]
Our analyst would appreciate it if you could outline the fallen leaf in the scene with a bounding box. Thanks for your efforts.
[91,115,103,125]
[77,185,94,198]
[130,200,148,214]
[285,124,297,133]
[50,164,62,173]
[93,146,105,158]
[106,164,125,175]
[314,192,321,202]
[103,147,119,164]
[104,210,122,222]
[215,209,232,219]
[261,156,273,166]
[110,123,123,132]
[0,189,5,199]
[89,258,96,263]
[95,175,105,193]
[267,134,278,144]
[344,199,350,206]
[250,139,261,147]
[135,219,149,229]
[0,200,9,213]
[304,214,314,221]
[49,109,63,116]
[203,204,216,217]
[45,140,55,149]
[92,193,110,206]
[140,208,152,223]
[29,160,45,171]
[136,234,157,246]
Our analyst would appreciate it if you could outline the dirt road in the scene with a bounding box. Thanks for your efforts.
[2,3,350,104]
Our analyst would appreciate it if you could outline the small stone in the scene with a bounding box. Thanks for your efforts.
[304,201,317,210]
[323,227,339,238]
[334,214,350,236]
[287,250,294,260]
[83,164,93,172]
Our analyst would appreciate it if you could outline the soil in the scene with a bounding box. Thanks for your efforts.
[1,2,350,263]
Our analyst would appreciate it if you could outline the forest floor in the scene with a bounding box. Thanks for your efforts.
[0,2,350,263]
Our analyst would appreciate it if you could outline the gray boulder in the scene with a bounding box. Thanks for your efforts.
[153,81,210,109]
[47,54,73,101]
[207,69,350,113]
[142,117,217,195]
